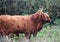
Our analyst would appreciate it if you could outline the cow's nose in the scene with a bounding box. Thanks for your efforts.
[50,19,52,23]
[50,19,51,22]
[49,19,54,25]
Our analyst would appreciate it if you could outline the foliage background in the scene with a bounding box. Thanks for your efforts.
[0,0,60,19]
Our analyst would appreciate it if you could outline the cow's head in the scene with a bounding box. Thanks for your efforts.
[36,10,51,23]
[41,13,51,23]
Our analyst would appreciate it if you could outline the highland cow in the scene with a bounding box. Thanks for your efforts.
[0,10,51,39]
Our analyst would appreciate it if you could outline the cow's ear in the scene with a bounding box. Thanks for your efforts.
[40,14,45,20]
[41,14,44,18]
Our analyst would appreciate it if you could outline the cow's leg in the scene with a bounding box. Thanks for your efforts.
[15,33,19,37]
[25,31,31,39]
[33,28,38,37]
[33,32,37,37]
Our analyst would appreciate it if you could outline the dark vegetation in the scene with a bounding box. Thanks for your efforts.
[0,0,60,20]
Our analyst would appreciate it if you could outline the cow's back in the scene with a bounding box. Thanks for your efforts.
[0,15,26,35]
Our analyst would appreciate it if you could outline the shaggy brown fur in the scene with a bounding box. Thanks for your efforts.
[0,10,51,39]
